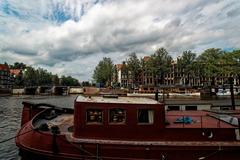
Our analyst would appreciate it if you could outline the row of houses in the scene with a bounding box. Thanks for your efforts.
[114,57,240,89]
[0,64,21,90]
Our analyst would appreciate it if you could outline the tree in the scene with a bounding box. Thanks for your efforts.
[177,50,196,85]
[147,48,173,85]
[10,62,26,69]
[36,68,52,85]
[111,65,119,88]
[52,74,60,86]
[93,57,114,86]
[126,52,141,88]
[61,76,79,86]
[196,48,223,86]
[82,81,90,87]
[14,70,24,86]
[23,67,37,86]
[222,50,240,85]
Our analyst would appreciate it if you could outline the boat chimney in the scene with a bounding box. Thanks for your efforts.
[229,77,235,110]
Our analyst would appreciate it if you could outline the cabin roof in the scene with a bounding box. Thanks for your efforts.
[76,95,160,104]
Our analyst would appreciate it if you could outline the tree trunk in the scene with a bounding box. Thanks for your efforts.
[238,74,240,85]
[211,76,215,87]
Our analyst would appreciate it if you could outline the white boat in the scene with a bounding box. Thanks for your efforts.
[168,92,200,97]
[127,92,163,97]
[216,88,240,96]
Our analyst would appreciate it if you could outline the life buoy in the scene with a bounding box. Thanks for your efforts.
[202,130,213,139]
[161,154,166,160]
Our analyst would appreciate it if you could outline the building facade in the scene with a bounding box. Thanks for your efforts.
[0,64,14,91]
[114,57,240,89]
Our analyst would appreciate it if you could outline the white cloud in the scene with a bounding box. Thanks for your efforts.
[0,0,240,81]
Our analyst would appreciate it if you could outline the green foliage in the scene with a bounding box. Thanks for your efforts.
[93,57,114,86]
[23,67,37,86]
[126,52,141,86]
[121,61,128,77]
[177,50,196,71]
[6,62,79,86]
[193,48,240,86]
[14,71,24,86]
[222,50,240,74]
[60,76,79,86]
[36,68,52,85]
[52,75,60,86]
[147,48,173,85]
[82,81,90,87]
[10,62,26,69]
[196,48,223,77]
[177,50,197,84]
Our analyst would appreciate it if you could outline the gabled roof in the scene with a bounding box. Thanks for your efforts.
[143,56,151,62]
[0,64,9,71]
[10,69,22,76]
[115,64,123,70]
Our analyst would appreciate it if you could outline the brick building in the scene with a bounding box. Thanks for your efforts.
[0,64,14,90]
[114,57,240,90]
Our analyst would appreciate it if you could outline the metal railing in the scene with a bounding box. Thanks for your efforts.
[166,114,238,128]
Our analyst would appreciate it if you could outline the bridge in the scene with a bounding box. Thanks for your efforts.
[12,86,83,95]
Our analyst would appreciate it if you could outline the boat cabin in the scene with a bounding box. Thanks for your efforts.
[73,96,165,140]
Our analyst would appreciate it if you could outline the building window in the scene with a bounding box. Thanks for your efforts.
[138,109,154,124]
[109,108,126,124]
[86,109,103,124]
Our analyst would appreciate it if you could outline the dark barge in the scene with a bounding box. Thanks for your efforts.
[16,95,240,160]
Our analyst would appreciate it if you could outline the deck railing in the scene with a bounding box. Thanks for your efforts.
[166,114,238,128]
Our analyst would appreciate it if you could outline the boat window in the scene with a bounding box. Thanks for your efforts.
[109,108,126,124]
[138,109,154,124]
[221,107,231,110]
[86,109,103,124]
[168,106,180,111]
[185,106,197,110]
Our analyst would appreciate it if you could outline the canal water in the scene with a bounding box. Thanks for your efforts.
[0,95,77,160]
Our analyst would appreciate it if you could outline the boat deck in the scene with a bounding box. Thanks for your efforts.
[66,134,240,146]
[33,110,239,135]
[33,113,74,134]
[46,114,73,133]
[166,110,239,128]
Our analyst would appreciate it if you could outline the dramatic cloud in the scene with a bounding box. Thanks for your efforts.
[0,0,240,81]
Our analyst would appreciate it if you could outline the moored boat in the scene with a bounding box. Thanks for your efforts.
[16,95,240,160]
[216,88,240,96]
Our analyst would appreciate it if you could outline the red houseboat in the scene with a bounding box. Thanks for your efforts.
[16,95,240,160]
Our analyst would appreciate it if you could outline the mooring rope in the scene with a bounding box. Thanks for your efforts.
[0,128,35,144]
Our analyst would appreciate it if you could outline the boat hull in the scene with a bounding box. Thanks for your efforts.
[16,101,240,160]
[16,124,240,160]
[18,143,240,160]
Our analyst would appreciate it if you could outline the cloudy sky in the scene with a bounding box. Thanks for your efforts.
[0,0,240,81]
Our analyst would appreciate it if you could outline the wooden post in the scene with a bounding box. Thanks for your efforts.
[229,77,235,110]
[155,89,159,101]
[96,143,100,160]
